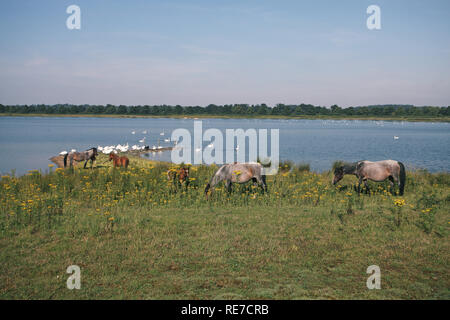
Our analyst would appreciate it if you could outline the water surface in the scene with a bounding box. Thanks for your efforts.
[0,117,448,175]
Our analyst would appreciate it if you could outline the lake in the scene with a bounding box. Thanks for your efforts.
[0,116,449,176]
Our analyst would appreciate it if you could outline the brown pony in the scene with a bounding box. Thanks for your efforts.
[109,152,129,168]
[167,167,190,190]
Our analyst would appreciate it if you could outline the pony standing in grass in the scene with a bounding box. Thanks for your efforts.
[109,152,129,169]
[332,160,406,195]
[63,147,98,169]
[167,167,190,190]
[204,162,267,199]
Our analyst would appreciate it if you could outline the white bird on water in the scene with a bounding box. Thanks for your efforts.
[160,131,165,136]
[115,144,129,152]
[142,130,147,134]
[139,137,146,143]
[131,130,136,135]
[102,146,115,154]
[394,136,399,140]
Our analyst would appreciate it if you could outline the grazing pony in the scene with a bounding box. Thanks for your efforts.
[167,167,190,190]
[204,162,267,199]
[109,152,129,168]
[333,160,406,195]
[64,147,98,169]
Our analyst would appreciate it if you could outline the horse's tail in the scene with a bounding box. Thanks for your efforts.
[63,153,68,168]
[398,161,406,195]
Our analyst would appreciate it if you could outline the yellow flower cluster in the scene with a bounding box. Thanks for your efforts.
[393,198,406,207]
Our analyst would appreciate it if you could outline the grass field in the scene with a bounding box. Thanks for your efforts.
[0,154,449,299]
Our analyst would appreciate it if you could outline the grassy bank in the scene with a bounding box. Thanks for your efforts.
[0,154,449,299]
[1,113,449,122]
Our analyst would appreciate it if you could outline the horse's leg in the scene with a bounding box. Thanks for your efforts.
[84,159,88,169]
[254,175,267,193]
[388,176,395,195]
[185,177,190,191]
[226,180,232,193]
[393,173,401,195]
[357,176,363,194]
[363,179,370,195]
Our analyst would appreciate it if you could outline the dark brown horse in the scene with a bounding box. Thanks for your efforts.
[63,147,98,169]
[109,152,129,168]
[333,160,406,195]
[167,167,190,190]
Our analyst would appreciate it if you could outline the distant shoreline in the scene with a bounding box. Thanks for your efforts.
[1,113,449,122]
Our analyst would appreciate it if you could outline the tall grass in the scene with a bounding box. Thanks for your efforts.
[0,154,448,236]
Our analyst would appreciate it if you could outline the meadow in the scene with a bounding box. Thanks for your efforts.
[0,154,448,299]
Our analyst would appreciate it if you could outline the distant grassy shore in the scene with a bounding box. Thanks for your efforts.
[0,154,448,299]
[1,113,449,122]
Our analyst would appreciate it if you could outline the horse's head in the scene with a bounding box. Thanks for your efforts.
[333,166,344,185]
[109,152,115,161]
[92,147,98,157]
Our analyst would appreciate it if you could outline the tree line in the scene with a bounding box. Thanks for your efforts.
[0,103,449,117]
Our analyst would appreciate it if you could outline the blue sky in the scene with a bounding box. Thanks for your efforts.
[0,0,449,107]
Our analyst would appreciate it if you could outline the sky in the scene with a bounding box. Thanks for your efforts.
[0,0,449,107]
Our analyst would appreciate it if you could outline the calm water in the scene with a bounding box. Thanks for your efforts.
[0,117,449,176]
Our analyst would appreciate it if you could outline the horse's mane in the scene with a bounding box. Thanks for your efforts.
[332,160,358,173]
[343,162,358,174]
[332,160,346,170]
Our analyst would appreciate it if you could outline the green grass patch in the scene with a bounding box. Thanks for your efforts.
[0,154,449,299]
